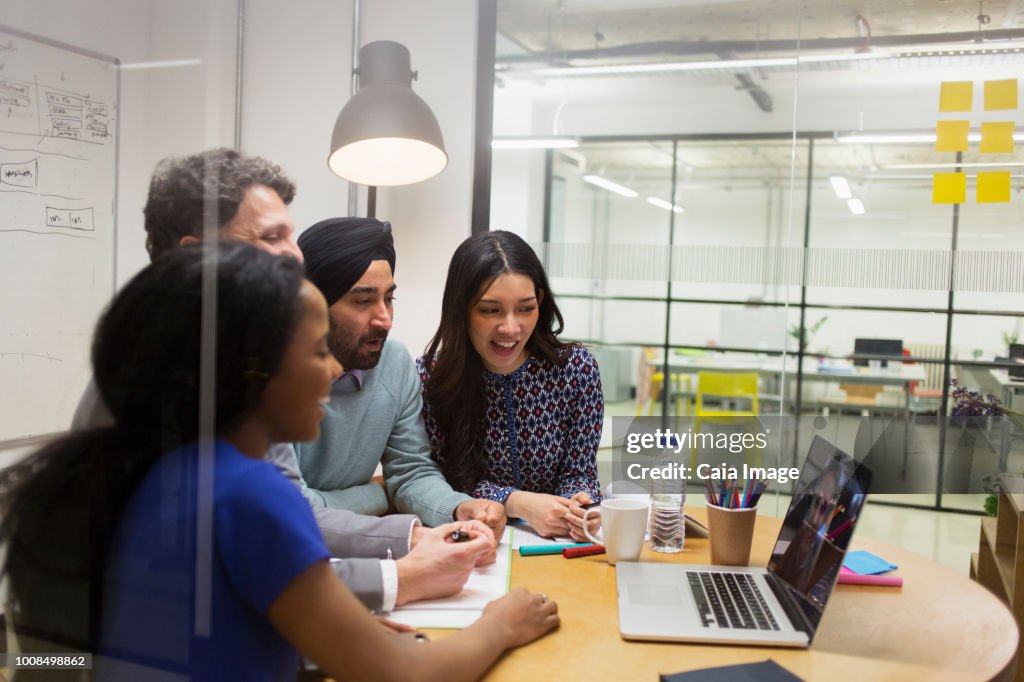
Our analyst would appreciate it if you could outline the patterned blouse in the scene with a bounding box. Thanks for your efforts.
[415,345,604,503]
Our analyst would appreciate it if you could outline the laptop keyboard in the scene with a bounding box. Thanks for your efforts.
[686,571,780,631]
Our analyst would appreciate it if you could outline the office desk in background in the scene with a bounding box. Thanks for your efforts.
[988,370,1024,472]
[990,369,1024,411]
[424,508,1017,682]
[649,353,926,412]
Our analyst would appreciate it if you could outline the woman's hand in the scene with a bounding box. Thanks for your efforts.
[565,491,601,543]
[505,491,573,537]
[481,588,559,648]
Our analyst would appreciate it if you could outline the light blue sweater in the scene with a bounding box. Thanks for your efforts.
[293,340,470,527]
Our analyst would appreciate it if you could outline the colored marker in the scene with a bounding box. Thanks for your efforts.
[519,543,592,556]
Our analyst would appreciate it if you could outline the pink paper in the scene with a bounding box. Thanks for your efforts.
[838,567,902,587]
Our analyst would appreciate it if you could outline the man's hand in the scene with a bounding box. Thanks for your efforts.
[455,498,507,544]
[394,521,496,606]
[505,491,574,538]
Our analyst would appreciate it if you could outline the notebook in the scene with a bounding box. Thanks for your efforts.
[616,436,872,647]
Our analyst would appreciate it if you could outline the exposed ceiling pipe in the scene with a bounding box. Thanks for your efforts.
[717,50,772,112]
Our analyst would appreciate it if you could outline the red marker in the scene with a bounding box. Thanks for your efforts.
[563,544,606,558]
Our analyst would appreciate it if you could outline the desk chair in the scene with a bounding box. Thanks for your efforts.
[691,371,760,467]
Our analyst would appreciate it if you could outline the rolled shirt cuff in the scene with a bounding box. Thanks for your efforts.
[379,559,399,613]
[407,518,420,552]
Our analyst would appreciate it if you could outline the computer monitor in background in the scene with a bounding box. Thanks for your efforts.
[1010,344,1024,380]
[853,338,903,367]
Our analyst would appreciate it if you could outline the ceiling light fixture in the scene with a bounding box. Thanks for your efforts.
[582,174,638,197]
[328,41,448,187]
[120,59,202,70]
[847,198,866,215]
[829,175,852,199]
[837,132,1024,144]
[538,57,798,77]
[646,197,684,213]
[886,161,1024,169]
[491,137,580,149]
[526,43,1024,79]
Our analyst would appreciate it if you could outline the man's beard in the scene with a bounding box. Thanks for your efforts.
[328,324,388,370]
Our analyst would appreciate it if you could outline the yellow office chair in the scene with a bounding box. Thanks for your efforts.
[691,371,760,467]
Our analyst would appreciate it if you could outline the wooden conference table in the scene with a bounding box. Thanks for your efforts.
[423,508,1018,682]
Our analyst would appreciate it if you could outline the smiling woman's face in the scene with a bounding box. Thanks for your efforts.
[467,272,541,375]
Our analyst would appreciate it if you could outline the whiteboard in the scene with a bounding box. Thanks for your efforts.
[0,25,118,442]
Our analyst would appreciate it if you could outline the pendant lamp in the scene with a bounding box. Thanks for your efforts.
[328,41,448,186]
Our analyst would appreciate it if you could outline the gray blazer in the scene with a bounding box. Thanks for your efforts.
[265,443,418,610]
[73,379,414,612]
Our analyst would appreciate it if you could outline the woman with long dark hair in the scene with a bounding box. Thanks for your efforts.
[417,231,604,540]
[1,242,557,681]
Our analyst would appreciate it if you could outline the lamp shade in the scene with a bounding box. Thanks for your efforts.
[328,41,448,186]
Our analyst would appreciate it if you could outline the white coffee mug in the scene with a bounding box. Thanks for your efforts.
[582,498,649,565]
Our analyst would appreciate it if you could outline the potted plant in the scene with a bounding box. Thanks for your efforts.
[950,379,1024,515]
[788,315,828,353]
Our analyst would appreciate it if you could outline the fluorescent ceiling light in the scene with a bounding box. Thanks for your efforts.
[539,57,797,77]
[900,231,1003,238]
[869,174,935,180]
[582,174,638,197]
[886,161,1024,169]
[646,197,684,213]
[838,132,1024,144]
[872,173,1024,180]
[847,198,866,215]
[120,59,201,70]
[491,137,580,149]
[829,175,852,199]
[522,43,1024,79]
[797,53,888,64]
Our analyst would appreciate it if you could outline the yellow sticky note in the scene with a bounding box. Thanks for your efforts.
[980,122,1015,154]
[939,81,973,112]
[977,172,1011,203]
[935,120,970,152]
[984,79,1018,111]
[933,173,966,204]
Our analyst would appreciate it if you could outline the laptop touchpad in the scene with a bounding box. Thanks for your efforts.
[627,584,683,606]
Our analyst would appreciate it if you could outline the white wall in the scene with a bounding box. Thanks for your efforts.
[362,0,480,355]
[241,0,479,356]
[240,0,354,231]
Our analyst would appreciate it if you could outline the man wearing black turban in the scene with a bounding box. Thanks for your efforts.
[292,217,507,559]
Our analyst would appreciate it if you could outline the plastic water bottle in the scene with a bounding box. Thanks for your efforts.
[649,450,685,553]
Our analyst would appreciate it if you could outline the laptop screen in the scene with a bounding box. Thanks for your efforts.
[766,436,873,637]
[853,338,903,367]
[1010,343,1024,380]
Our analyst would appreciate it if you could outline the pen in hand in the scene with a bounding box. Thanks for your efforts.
[450,530,472,543]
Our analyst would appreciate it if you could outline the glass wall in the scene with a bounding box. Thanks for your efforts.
[488,1,1024,512]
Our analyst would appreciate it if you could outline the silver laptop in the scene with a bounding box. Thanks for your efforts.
[616,436,872,647]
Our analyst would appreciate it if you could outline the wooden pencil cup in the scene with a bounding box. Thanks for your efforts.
[706,504,757,566]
